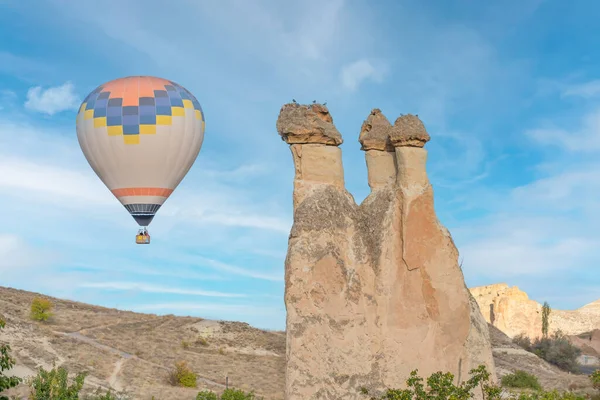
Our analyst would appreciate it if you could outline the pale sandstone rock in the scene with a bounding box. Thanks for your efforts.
[470,283,600,339]
[276,103,342,145]
[389,114,431,148]
[277,105,496,400]
[359,109,394,152]
[360,109,396,190]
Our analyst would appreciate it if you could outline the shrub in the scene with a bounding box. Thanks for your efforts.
[511,331,581,373]
[532,331,581,372]
[513,333,532,350]
[196,389,261,400]
[196,391,219,400]
[28,366,86,400]
[591,370,600,391]
[30,297,54,322]
[360,364,501,400]
[26,365,127,400]
[168,360,197,388]
[0,318,22,400]
[357,365,592,400]
[501,370,542,390]
[221,388,259,400]
[181,340,190,349]
[196,337,209,346]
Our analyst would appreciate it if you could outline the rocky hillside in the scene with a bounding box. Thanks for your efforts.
[0,285,597,399]
[470,283,600,339]
[488,324,595,394]
[0,286,285,400]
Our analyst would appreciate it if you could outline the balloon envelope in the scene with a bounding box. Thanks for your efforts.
[75,76,205,226]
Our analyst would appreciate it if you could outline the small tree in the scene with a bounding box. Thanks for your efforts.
[0,318,22,400]
[542,301,551,338]
[28,366,86,400]
[30,297,54,322]
[168,360,197,388]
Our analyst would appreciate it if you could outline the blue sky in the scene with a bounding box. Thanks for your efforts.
[1,0,599,331]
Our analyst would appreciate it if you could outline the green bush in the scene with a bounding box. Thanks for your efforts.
[513,333,532,350]
[221,388,259,400]
[28,366,86,400]
[196,388,260,400]
[358,365,589,400]
[26,365,127,400]
[168,360,197,388]
[591,369,600,391]
[501,370,542,390]
[360,364,501,400]
[196,391,219,400]
[511,331,581,373]
[0,318,22,400]
[30,297,54,322]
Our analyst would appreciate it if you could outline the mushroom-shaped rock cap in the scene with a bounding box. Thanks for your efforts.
[276,103,343,145]
[359,108,394,151]
[389,114,431,147]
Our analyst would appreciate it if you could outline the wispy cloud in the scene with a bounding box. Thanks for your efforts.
[146,252,284,282]
[562,80,600,98]
[0,156,114,207]
[24,81,80,115]
[525,107,600,152]
[79,281,246,298]
[129,302,278,316]
[340,59,387,91]
[0,233,56,271]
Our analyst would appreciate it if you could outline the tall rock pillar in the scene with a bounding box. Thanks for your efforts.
[276,104,495,400]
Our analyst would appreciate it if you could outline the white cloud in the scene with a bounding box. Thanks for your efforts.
[0,234,57,272]
[525,108,600,151]
[79,281,246,298]
[0,115,291,233]
[129,302,278,316]
[562,80,600,98]
[454,107,600,295]
[24,81,80,115]
[460,228,595,278]
[340,59,386,91]
[197,212,290,233]
[0,156,114,207]
[145,252,283,282]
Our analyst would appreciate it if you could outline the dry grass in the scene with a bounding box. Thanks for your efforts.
[1,285,595,400]
[0,285,284,400]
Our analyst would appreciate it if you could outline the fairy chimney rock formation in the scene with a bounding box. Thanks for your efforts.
[277,103,344,209]
[359,109,396,190]
[277,104,496,400]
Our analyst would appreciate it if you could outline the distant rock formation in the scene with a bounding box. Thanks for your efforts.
[470,283,600,339]
[277,103,496,400]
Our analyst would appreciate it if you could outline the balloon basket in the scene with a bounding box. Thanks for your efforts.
[136,229,150,245]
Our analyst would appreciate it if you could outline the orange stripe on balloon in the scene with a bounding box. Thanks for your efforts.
[138,77,154,97]
[112,188,174,197]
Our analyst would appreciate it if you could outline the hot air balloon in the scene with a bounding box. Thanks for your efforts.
[75,76,205,244]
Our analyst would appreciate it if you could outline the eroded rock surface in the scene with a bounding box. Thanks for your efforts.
[277,104,496,400]
[471,283,600,339]
[276,103,342,145]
